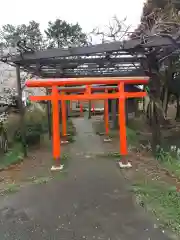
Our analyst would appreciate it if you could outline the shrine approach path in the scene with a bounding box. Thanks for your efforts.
[0,117,172,240]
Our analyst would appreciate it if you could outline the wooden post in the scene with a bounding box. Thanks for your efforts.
[70,100,72,111]
[46,89,52,140]
[52,86,61,161]
[104,98,109,136]
[92,101,95,115]
[104,89,111,142]
[88,100,92,119]
[16,65,27,157]
[61,93,69,144]
[112,92,117,129]
[118,83,131,168]
[67,100,70,119]
[61,97,67,137]
[80,101,83,116]
[26,77,148,170]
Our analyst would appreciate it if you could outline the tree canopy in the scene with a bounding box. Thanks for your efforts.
[45,19,87,48]
[131,0,180,38]
[0,18,87,50]
[0,21,43,49]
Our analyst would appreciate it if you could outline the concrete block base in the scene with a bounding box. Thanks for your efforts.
[51,165,64,171]
[98,132,105,136]
[61,140,69,144]
[103,138,112,142]
[118,161,132,169]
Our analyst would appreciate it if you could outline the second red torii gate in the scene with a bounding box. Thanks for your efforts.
[25,77,148,170]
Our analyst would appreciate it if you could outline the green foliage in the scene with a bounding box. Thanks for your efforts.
[4,106,48,147]
[156,147,175,162]
[132,180,180,234]
[17,108,48,146]
[0,183,20,195]
[126,127,138,145]
[45,19,87,48]
[32,176,52,185]
[0,144,23,170]
[0,18,87,49]
[1,21,43,49]
[156,146,180,178]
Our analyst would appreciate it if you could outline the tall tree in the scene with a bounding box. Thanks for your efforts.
[129,0,180,151]
[45,19,87,48]
[0,21,43,49]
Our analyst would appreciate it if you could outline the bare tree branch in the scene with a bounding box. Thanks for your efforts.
[91,15,132,43]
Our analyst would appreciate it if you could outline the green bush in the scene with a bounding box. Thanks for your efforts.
[5,104,48,147]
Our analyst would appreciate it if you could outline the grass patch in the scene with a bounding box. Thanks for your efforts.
[126,127,139,145]
[0,144,23,170]
[32,176,52,185]
[131,179,180,235]
[52,170,69,180]
[97,151,121,159]
[94,121,139,146]
[156,148,180,179]
[61,153,70,167]
[67,134,75,143]
[0,183,20,195]
[108,127,138,144]
[163,161,180,179]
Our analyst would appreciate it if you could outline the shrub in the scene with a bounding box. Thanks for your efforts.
[4,104,48,147]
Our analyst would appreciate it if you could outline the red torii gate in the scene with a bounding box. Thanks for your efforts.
[25,77,148,170]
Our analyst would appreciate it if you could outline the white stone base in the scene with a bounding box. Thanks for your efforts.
[51,165,64,171]
[118,161,132,168]
[103,138,112,142]
[99,132,105,136]
[61,140,69,144]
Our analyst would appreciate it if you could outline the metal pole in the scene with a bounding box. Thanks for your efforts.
[16,64,27,157]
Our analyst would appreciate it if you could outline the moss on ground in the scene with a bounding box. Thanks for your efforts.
[0,144,23,170]
[131,180,180,236]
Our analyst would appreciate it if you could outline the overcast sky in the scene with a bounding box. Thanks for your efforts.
[0,0,145,33]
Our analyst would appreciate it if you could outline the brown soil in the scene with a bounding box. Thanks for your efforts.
[91,115,180,191]
[0,137,70,191]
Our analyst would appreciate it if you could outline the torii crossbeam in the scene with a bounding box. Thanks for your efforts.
[25,76,149,170]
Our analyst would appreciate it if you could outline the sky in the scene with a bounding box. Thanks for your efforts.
[0,0,145,34]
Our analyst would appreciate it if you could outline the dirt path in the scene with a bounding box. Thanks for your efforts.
[0,117,172,239]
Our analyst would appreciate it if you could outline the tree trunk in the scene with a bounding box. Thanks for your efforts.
[151,101,161,153]
[162,87,169,118]
[146,52,162,152]
[176,95,180,121]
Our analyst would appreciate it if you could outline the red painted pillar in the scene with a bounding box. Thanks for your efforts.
[61,97,67,137]
[118,83,128,164]
[52,86,61,161]
[104,89,109,136]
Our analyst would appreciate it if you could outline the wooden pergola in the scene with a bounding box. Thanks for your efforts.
[1,34,180,169]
